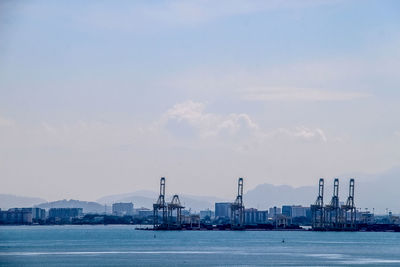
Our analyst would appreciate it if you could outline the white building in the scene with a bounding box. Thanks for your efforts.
[112,202,134,216]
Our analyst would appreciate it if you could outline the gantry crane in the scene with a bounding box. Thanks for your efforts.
[325,178,340,229]
[311,178,325,229]
[153,177,167,229]
[231,177,245,230]
[341,178,356,230]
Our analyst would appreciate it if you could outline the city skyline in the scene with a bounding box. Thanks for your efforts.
[1,0,400,201]
[2,170,400,214]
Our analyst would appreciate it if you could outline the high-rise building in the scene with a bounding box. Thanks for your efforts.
[31,208,46,221]
[245,208,257,224]
[269,207,281,219]
[245,208,268,224]
[291,206,309,218]
[112,202,134,216]
[282,205,292,217]
[215,202,231,218]
[281,205,310,218]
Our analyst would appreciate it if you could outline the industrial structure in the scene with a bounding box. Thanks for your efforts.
[150,176,359,231]
[311,178,324,229]
[153,177,167,229]
[325,178,341,229]
[311,178,357,231]
[152,177,184,230]
[167,194,184,229]
[341,178,356,229]
[152,176,246,230]
[231,177,245,229]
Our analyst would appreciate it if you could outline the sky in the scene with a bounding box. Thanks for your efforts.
[0,0,400,201]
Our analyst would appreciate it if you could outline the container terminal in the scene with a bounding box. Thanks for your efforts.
[145,176,399,232]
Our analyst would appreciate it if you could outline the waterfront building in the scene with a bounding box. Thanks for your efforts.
[274,214,289,227]
[356,211,375,224]
[244,208,269,225]
[268,207,281,219]
[137,209,153,218]
[31,208,46,221]
[215,202,232,219]
[0,208,33,224]
[200,209,214,220]
[49,208,83,220]
[182,214,201,228]
[282,205,292,217]
[245,208,257,224]
[282,205,310,218]
[112,202,134,216]
[292,206,309,218]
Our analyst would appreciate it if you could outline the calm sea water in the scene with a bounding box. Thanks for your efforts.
[1,225,400,266]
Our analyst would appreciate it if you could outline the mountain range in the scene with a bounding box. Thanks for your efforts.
[35,199,105,214]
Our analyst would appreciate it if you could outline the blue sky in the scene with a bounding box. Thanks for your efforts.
[0,0,399,201]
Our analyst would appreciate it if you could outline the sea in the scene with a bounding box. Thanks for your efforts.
[1,225,400,266]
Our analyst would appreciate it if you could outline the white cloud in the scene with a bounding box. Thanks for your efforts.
[161,100,259,138]
[159,101,328,144]
[0,102,330,154]
[276,127,328,143]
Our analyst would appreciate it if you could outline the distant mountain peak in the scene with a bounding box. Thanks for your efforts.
[0,194,47,210]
